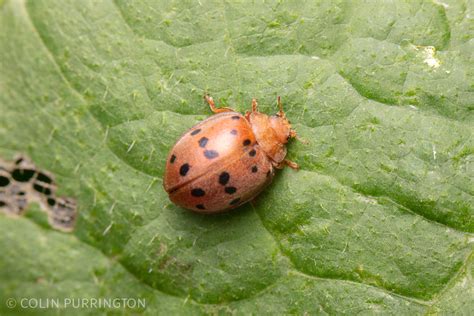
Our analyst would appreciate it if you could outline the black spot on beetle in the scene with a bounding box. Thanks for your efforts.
[47,198,56,206]
[190,128,201,136]
[0,201,6,207]
[0,176,9,187]
[198,137,209,148]
[180,163,190,176]
[249,149,256,157]
[33,184,52,196]
[230,198,241,205]
[191,188,205,197]
[225,187,237,194]
[204,150,219,159]
[243,139,251,146]
[170,154,176,163]
[11,169,35,182]
[231,115,240,120]
[251,166,258,173]
[196,204,206,210]
[230,129,238,135]
[36,172,52,184]
[219,172,230,185]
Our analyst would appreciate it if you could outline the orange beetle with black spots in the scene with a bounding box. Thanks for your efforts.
[163,95,299,213]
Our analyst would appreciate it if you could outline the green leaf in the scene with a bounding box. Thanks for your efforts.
[1,0,473,314]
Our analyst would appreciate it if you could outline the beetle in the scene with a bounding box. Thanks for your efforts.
[163,95,298,213]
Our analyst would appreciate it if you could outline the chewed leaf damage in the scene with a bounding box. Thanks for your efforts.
[0,155,77,232]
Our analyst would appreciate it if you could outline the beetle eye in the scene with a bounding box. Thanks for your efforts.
[286,135,291,141]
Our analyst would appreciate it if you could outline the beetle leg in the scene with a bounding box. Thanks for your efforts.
[204,95,234,113]
[290,130,297,138]
[290,129,309,144]
[245,111,251,120]
[285,159,299,169]
[275,159,299,170]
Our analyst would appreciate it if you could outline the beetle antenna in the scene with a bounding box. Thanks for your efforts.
[277,96,285,117]
[251,98,258,112]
